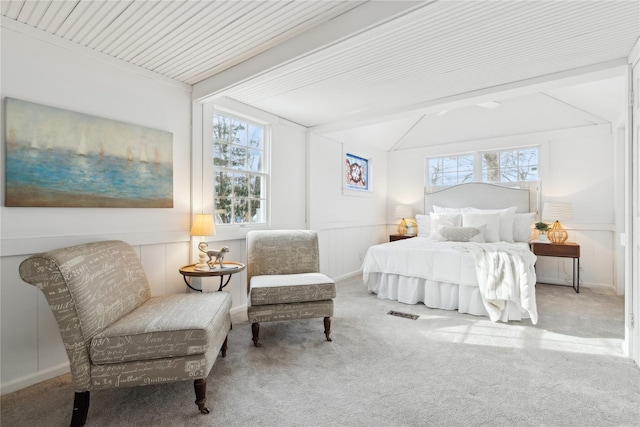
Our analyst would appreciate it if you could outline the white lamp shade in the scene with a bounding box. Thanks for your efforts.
[394,205,413,219]
[542,203,573,222]
[191,214,215,236]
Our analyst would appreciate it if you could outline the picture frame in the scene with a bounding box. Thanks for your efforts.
[343,149,373,195]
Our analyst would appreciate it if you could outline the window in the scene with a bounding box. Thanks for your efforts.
[213,111,268,225]
[427,154,474,186]
[426,146,539,188]
[481,147,538,183]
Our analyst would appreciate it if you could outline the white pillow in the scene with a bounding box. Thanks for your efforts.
[433,205,467,214]
[429,212,462,240]
[513,212,536,242]
[467,206,517,242]
[462,211,501,242]
[439,225,486,243]
[415,214,431,238]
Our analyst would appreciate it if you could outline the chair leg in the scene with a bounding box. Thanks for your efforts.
[221,335,228,357]
[251,322,261,347]
[324,317,332,342]
[193,379,211,414]
[70,391,90,427]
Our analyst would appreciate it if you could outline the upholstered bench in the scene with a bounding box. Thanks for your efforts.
[19,240,232,426]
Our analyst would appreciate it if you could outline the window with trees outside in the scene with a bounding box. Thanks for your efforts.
[427,154,474,187]
[481,147,538,183]
[213,111,268,225]
[426,146,539,188]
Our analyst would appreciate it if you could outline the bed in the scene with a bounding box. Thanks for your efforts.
[362,182,539,323]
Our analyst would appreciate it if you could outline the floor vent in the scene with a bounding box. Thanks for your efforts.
[387,310,419,320]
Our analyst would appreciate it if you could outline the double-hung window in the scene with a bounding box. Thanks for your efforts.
[213,111,269,225]
[426,146,539,188]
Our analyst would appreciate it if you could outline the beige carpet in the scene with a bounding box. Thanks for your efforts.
[2,276,639,427]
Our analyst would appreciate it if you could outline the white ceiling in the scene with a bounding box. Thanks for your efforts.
[2,1,639,151]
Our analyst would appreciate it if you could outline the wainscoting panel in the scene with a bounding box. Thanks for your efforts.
[535,228,615,290]
[1,255,39,385]
[319,225,388,280]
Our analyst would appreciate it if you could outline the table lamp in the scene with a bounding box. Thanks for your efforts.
[541,203,573,244]
[394,205,413,235]
[191,214,215,270]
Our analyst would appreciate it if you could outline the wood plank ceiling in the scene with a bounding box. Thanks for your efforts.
[0,0,362,85]
[2,1,639,130]
[220,0,640,127]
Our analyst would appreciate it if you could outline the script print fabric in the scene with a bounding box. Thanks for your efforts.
[19,240,232,392]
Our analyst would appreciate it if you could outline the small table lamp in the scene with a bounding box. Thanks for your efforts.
[191,214,215,270]
[394,205,413,235]
[542,203,573,244]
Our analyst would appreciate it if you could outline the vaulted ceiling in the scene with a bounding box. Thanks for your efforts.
[2,1,639,150]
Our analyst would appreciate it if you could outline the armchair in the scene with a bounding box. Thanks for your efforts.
[246,230,336,347]
[19,240,232,427]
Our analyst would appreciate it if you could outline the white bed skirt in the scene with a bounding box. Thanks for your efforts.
[365,272,529,322]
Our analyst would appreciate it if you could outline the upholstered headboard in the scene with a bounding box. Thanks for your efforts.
[424,182,538,214]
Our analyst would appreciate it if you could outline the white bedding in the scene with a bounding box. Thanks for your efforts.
[362,237,538,323]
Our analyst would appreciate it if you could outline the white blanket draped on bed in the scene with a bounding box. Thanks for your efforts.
[361,238,537,323]
[463,242,537,324]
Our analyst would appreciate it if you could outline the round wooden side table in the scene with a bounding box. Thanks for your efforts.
[179,262,246,292]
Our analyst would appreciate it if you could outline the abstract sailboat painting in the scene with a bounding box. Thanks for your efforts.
[4,98,173,208]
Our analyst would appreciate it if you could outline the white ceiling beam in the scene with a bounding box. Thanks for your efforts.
[310,58,629,134]
[191,1,427,103]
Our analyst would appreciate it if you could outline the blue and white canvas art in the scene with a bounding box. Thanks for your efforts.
[5,98,173,208]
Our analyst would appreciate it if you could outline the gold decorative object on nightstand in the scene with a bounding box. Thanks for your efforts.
[547,221,569,244]
[394,205,413,235]
[542,202,573,244]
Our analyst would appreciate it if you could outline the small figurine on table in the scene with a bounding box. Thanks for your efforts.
[197,242,230,270]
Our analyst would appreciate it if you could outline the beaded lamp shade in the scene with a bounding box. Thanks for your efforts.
[542,203,573,244]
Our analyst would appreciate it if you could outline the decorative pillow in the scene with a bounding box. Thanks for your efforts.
[513,212,536,242]
[462,211,501,242]
[415,214,431,238]
[433,205,467,214]
[439,225,486,243]
[429,212,462,240]
[467,206,517,242]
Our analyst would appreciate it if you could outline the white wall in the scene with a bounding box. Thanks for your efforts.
[308,133,389,279]
[388,124,619,291]
[0,21,193,394]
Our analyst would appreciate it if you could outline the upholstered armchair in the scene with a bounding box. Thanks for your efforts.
[19,240,232,427]
[246,230,336,347]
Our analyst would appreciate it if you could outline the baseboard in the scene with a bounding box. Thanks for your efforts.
[333,270,362,282]
[0,361,70,396]
[230,304,248,317]
[536,277,615,292]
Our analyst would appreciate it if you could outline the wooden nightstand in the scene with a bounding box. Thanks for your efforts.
[389,234,416,242]
[530,241,580,293]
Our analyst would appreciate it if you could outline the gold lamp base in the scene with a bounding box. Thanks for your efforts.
[548,221,568,244]
[397,218,407,235]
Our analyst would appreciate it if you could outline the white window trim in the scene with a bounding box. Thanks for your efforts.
[196,101,272,241]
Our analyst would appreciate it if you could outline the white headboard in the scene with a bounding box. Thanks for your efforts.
[424,182,539,214]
